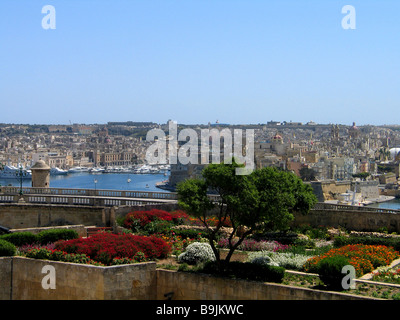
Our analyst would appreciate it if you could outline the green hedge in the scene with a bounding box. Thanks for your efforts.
[0,229,79,246]
[200,261,285,283]
[171,228,208,240]
[0,239,16,256]
[37,229,78,245]
[334,235,400,251]
[314,255,350,290]
[0,232,37,246]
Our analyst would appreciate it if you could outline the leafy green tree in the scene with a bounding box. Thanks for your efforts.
[352,172,370,180]
[177,161,317,270]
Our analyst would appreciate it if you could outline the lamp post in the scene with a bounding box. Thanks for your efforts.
[15,166,26,203]
[15,166,24,196]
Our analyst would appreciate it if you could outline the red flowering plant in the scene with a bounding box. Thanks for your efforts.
[23,247,104,266]
[122,209,189,235]
[54,233,171,265]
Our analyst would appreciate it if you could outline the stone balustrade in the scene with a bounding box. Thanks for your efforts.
[0,186,178,206]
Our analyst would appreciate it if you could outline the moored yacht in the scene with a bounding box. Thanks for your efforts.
[50,167,68,176]
[0,165,32,179]
[68,167,89,173]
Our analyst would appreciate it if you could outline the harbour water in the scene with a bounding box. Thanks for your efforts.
[0,172,171,193]
[367,198,400,211]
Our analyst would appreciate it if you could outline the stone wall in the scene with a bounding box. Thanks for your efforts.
[0,257,374,300]
[0,257,156,300]
[156,269,370,300]
[0,258,11,300]
[310,180,351,202]
[0,203,111,229]
[292,208,400,233]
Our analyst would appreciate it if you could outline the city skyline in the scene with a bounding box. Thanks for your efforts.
[1,0,399,126]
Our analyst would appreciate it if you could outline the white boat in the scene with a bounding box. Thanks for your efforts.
[89,167,105,174]
[68,167,89,173]
[50,167,68,176]
[0,165,32,179]
[134,165,151,174]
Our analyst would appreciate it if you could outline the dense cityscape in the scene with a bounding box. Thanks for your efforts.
[2,120,400,204]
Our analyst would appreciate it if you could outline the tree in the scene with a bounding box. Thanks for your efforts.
[177,161,317,271]
[352,172,370,180]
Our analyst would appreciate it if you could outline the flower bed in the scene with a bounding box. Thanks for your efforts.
[122,209,188,229]
[218,238,289,252]
[24,247,105,265]
[54,233,171,265]
[304,244,400,277]
[371,265,400,285]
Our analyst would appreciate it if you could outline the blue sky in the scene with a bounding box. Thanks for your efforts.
[0,0,399,126]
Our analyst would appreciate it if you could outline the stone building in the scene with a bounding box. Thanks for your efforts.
[31,160,50,188]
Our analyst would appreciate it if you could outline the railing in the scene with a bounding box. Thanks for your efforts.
[0,186,178,207]
[0,186,178,200]
[1,186,398,214]
[313,202,400,214]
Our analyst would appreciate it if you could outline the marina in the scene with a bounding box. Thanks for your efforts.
[0,170,171,193]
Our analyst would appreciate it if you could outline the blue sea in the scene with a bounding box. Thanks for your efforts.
[0,172,171,193]
[366,198,400,211]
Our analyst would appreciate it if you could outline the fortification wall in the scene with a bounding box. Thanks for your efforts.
[0,203,110,229]
[293,208,400,233]
[0,257,372,300]
[0,257,156,300]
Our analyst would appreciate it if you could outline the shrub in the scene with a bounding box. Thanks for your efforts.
[0,232,38,246]
[334,235,400,251]
[200,260,285,283]
[111,257,135,265]
[293,237,315,249]
[25,248,52,260]
[17,242,55,255]
[371,266,400,285]
[141,219,174,235]
[314,256,350,290]
[54,233,171,265]
[178,242,216,265]
[171,228,208,240]
[248,254,279,267]
[0,239,16,256]
[218,238,289,252]
[123,209,188,232]
[251,231,299,245]
[25,248,101,265]
[248,251,312,271]
[0,229,79,247]
[37,229,79,245]
[294,225,329,240]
